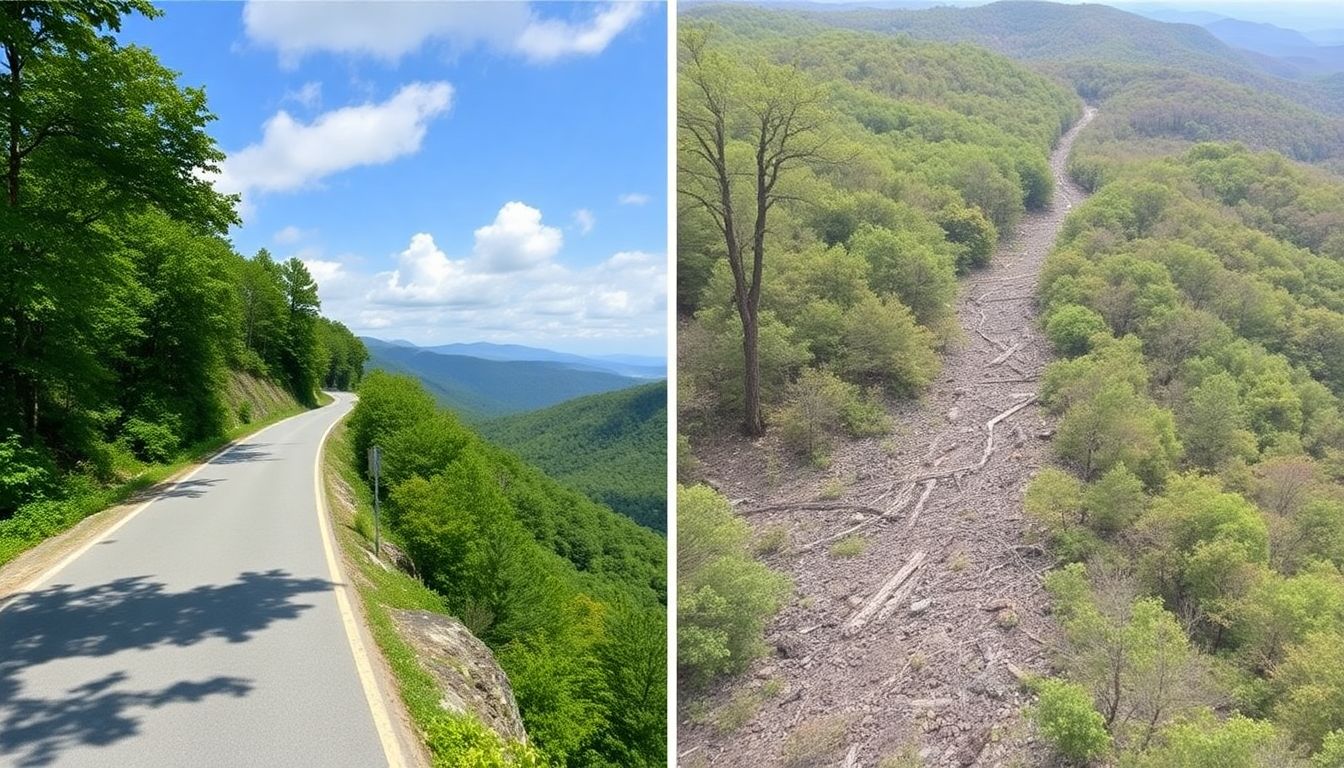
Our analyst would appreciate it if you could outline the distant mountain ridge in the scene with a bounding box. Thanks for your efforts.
[420,341,666,379]
[360,337,660,420]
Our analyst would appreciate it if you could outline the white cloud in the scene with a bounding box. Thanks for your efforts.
[216,82,453,197]
[284,81,322,109]
[472,202,563,273]
[514,3,645,63]
[273,225,308,245]
[302,258,345,285]
[338,203,666,349]
[618,192,650,206]
[573,208,595,235]
[242,1,643,65]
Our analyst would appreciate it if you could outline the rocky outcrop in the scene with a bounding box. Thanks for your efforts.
[389,609,528,745]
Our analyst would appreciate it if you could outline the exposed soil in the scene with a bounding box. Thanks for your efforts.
[680,108,1097,768]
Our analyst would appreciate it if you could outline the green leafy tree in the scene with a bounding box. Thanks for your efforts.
[0,0,233,443]
[678,24,828,435]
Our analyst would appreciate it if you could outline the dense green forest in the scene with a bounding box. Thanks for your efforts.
[479,381,667,532]
[688,3,1344,184]
[678,16,1077,449]
[347,372,666,766]
[1024,143,1344,763]
[0,3,365,559]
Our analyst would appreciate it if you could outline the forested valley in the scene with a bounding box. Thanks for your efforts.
[677,2,1344,767]
[0,3,366,564]
[344,372,667,767]
[480,381,668,532]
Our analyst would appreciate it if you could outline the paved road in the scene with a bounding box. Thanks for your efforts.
[0,393,392,767]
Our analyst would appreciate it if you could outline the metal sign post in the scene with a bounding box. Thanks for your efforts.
[367,445,382,557]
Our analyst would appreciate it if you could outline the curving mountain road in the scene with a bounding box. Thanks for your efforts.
[0,393,399,767]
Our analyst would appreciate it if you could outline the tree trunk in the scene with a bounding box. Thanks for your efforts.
[741,307,764,436]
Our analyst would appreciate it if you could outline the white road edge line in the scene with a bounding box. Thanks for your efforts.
[313,398,407,768]
[0,411,298,612]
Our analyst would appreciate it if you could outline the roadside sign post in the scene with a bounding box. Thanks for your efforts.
[368,445,382,558]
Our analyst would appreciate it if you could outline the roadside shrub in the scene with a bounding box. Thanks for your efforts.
[121,417,180,463]
[678,484,790,687]
[0,432,56,514]
[1031,677,1111,763]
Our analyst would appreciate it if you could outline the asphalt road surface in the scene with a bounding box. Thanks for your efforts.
[0,393,393,767]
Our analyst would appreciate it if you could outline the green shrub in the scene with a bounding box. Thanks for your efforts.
[1133,712,1284,768]
[1047,304,1110,357]
[839,295,940,395]
[122,417,180,463]
[1031,677,1111,763]
[840,387,891,437]
[237,401,253,424]
[0,431,55,513]
[678,484,790,686]
[774,368,856,461]
[1315,729,1344,767]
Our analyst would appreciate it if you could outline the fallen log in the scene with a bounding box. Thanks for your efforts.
[797,484,916,553]
[843,550,927,636]
[988,343,1022,367]
[906,479,937,530]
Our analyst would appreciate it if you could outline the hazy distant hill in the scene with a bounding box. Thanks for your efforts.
[480,381,668,532]
[422,341,666,379]
[361,337,650,419]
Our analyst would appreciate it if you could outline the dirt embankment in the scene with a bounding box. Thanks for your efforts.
[681,108,1097,768]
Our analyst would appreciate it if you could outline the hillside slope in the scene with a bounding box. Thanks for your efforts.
[362,338,644,420]
[689,2,1344,178]
[480,381,668,532]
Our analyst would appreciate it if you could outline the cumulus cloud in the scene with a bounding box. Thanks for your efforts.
[215,82,453,197]
[336,202,665,349]
[302,258,345,285]
[618,192,650,206]
[472,202,563,273]
[242,2,644,65]
[573,208,595,235]
[514,3,645,62]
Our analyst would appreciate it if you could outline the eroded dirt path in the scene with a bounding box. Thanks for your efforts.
[681,107,1096,768]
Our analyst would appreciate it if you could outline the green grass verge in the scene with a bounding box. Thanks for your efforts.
[0,397,320,568]
[321,422,546,768]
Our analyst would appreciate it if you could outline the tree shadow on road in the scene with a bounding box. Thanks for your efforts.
[0,569,334,766]
[211,443,279,465]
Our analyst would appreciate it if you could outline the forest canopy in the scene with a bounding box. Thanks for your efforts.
[678,17,1078,449]
[348,372,666,766]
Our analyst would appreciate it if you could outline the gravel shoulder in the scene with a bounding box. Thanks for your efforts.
[681,108,1097,768]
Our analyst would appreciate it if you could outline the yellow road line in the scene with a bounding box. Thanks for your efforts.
[313,399,407,768]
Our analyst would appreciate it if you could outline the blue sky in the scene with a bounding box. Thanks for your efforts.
[120,2,667,357]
